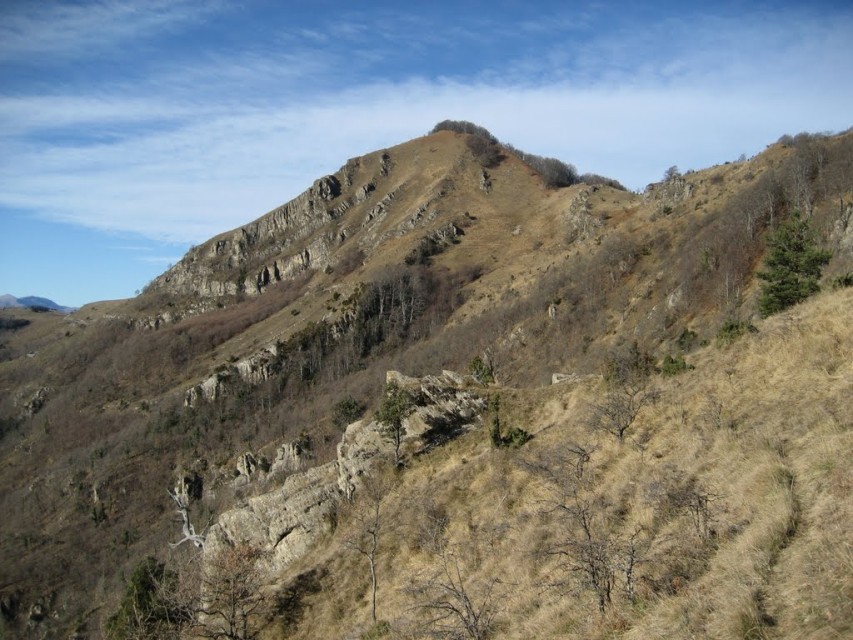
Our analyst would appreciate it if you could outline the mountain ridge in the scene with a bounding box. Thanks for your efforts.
[0,125,851,639]
[0,293,75,313]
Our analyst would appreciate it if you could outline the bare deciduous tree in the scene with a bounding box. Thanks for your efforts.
[669,482,723,540]
[590,379,658,442]
[408,540,501,640]
[591,346,659,442]
[544,496,616,614]
[193,544,269,640]
[343,472,394,623]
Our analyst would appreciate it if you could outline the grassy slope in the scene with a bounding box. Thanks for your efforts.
[274,287,852,640]
[0,129,850,638]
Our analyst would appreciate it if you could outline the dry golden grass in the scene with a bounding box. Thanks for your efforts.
[265,287,852,639]
[3,130,852,638]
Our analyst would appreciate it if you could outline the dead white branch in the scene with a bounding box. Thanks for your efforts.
[168,489,208,549]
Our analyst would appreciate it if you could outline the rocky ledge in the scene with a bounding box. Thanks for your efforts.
[203,370,487,578]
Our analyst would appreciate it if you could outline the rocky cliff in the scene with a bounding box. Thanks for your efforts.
[202,370,486,579]
[146,140,458,305]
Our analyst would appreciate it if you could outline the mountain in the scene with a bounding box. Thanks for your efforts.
[0,293,75,312]
[0,124,851,639]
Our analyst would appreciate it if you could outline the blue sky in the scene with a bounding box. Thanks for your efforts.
[1,1,851,308]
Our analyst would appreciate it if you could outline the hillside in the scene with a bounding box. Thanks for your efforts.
[0,125,851,639]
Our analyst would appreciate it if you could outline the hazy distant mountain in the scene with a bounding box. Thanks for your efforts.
[0,293,75,312]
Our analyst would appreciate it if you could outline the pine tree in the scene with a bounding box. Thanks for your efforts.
[757,210,831,317]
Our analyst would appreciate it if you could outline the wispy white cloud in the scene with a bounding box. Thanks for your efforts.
[1,4,851,246]
[0,0,225,61]
[134,255,182,265]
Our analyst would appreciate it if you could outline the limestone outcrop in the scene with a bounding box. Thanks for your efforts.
[146,149,397,302]
[203,370,485,578]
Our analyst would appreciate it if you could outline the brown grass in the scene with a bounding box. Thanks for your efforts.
[262,288,852,639]
[2,130,852,638]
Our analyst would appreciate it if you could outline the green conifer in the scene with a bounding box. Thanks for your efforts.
[757,211,831,317]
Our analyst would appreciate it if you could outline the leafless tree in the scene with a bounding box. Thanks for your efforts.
[408,540,501,640]
[669,482,723,540]
[193,544,269,640]
[525,448,650,614]
[620,526,651,603]
[544,496,616,614]
[565,443,597,480]
[343,472,394,623]
[590,380,658,442]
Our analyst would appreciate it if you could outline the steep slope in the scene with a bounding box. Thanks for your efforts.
[276,287,852,640]
[0,126,851,639]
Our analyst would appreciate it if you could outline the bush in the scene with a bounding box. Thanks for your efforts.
[405,236,447,266]
[716,319,758,346]
[468,355,494,385]
[487,394,531,448]
[831,272,853,289]
[332,396,365,431]
[106,557,182,639]
[660,354,694,377]
[430,120,497,143]
[0,318,30,331]
[361,620,391,639]
[503,426,532,448]
[676,328,698,352]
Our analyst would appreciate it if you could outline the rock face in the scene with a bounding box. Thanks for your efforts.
[643,172,693,213]
[564,187,603,242]
[18,387,50,418]
[204,370,486,578]
[831,202,853,256]
[146,148,402,301]
[149,174,345,299]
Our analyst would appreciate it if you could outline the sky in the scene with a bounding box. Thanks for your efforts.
[1,1,851,308]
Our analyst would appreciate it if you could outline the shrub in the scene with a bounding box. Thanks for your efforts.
[676,328,698,352]
[105,557,183,639]
[361,620,391,639]
[503,426,533,448]
[0,318,30,331]
[405,236,447,265]
[831,272,853,289]
[660,354,694,376]
[487,394,531,448]
[716,319,758,346]
[468,355,494,385]
[332,396,365,431]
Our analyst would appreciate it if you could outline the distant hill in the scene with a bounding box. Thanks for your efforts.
[0,293,75,313]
